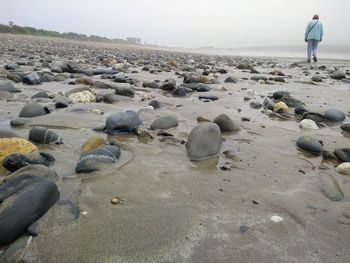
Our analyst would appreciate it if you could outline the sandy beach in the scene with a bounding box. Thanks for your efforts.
[0,34,350,263]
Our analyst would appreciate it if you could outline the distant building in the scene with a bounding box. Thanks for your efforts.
[8,21,14,28]
[126,37,141,45]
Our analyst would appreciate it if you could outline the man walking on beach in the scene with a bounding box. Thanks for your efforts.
[305,14,323,63]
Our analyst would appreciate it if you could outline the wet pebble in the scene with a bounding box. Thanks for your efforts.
[296,136,323,156]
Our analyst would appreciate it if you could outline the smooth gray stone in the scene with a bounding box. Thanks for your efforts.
[0,80,17,93]
[302,112,325,123]
[76,146,119,173]
[10,118,32,127]
[0,175,59,246]
[296,136,323,156]
[103,93,131,104]
[324,108,345,122]
[213,114,240,132]
[29,126,63,144]
[186,123,222,160]
[173,87,188,97]
[105,111,142,135]
[19,103,49,118]
[0,130,21,138]
[334,148,350,162]
[319,173,344,201]
[150,116,179,130]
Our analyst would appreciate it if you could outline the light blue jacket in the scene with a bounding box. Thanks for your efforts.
[305,20,323,41]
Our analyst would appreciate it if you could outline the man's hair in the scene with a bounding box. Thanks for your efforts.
[313,14,319,20]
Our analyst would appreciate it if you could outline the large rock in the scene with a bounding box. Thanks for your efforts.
[324,108,345,122]
[296,136,323,156]
[0,80,17,93]
[105,111,142,135]
[150,116,179,130]
[330,71,346,80]
[114,84,135,97]
[186,123,222,160]
[19,103,49,118]
[224,76,239,83]
[61,61,81,73]
[0,174,59,246]
[23,72,42,85]
[213,114,240,132]
[160,78,176,91]
[2,152,55,172]
[75,145,120,173]
[4,164,58,182]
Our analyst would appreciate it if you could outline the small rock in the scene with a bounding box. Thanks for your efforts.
[299,119,319,130]
[213,114,240,132]
[336,162,350,175]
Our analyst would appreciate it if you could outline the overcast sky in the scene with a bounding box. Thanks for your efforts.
[1,0,349,48]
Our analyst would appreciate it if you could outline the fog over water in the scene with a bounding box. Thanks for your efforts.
[1,0,350,57]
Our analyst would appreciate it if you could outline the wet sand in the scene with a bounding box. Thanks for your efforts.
[1,34,350,263]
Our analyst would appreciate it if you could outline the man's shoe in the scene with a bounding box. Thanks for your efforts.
[313,56,317,62]
[307,58,311,63]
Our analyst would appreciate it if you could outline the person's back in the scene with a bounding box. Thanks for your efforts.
[304,14,324,62]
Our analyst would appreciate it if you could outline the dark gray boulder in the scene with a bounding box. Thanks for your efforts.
[2,152,55,172]
[150,116,179,130]
[160,78,176,91]
[334,148,350,162]
[105,111,142,135]
[149,100,161,109]
[114,84,135,97]
[330,71,346,80]
[0,174,59,246]
[213,114,240,132]
[224,76,239,83]
[23,72,42,85]
[186,123,222,160]
[296,136,323,155]
[75,145,120,173]
[302,112,325,123]
[324,108,345,122]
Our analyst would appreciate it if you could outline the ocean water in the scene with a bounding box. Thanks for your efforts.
[190,45,350,60]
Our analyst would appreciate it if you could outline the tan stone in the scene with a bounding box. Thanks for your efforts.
[274,101,289,111]
[197,116,211,123]
[0,138,38,174]
[75,77,94,86]
[81,135,107,153]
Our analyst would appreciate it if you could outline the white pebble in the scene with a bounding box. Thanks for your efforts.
[336,162,350,175]
[270,215,284,223]
[299,119,318,130]
[81,211,88,216]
